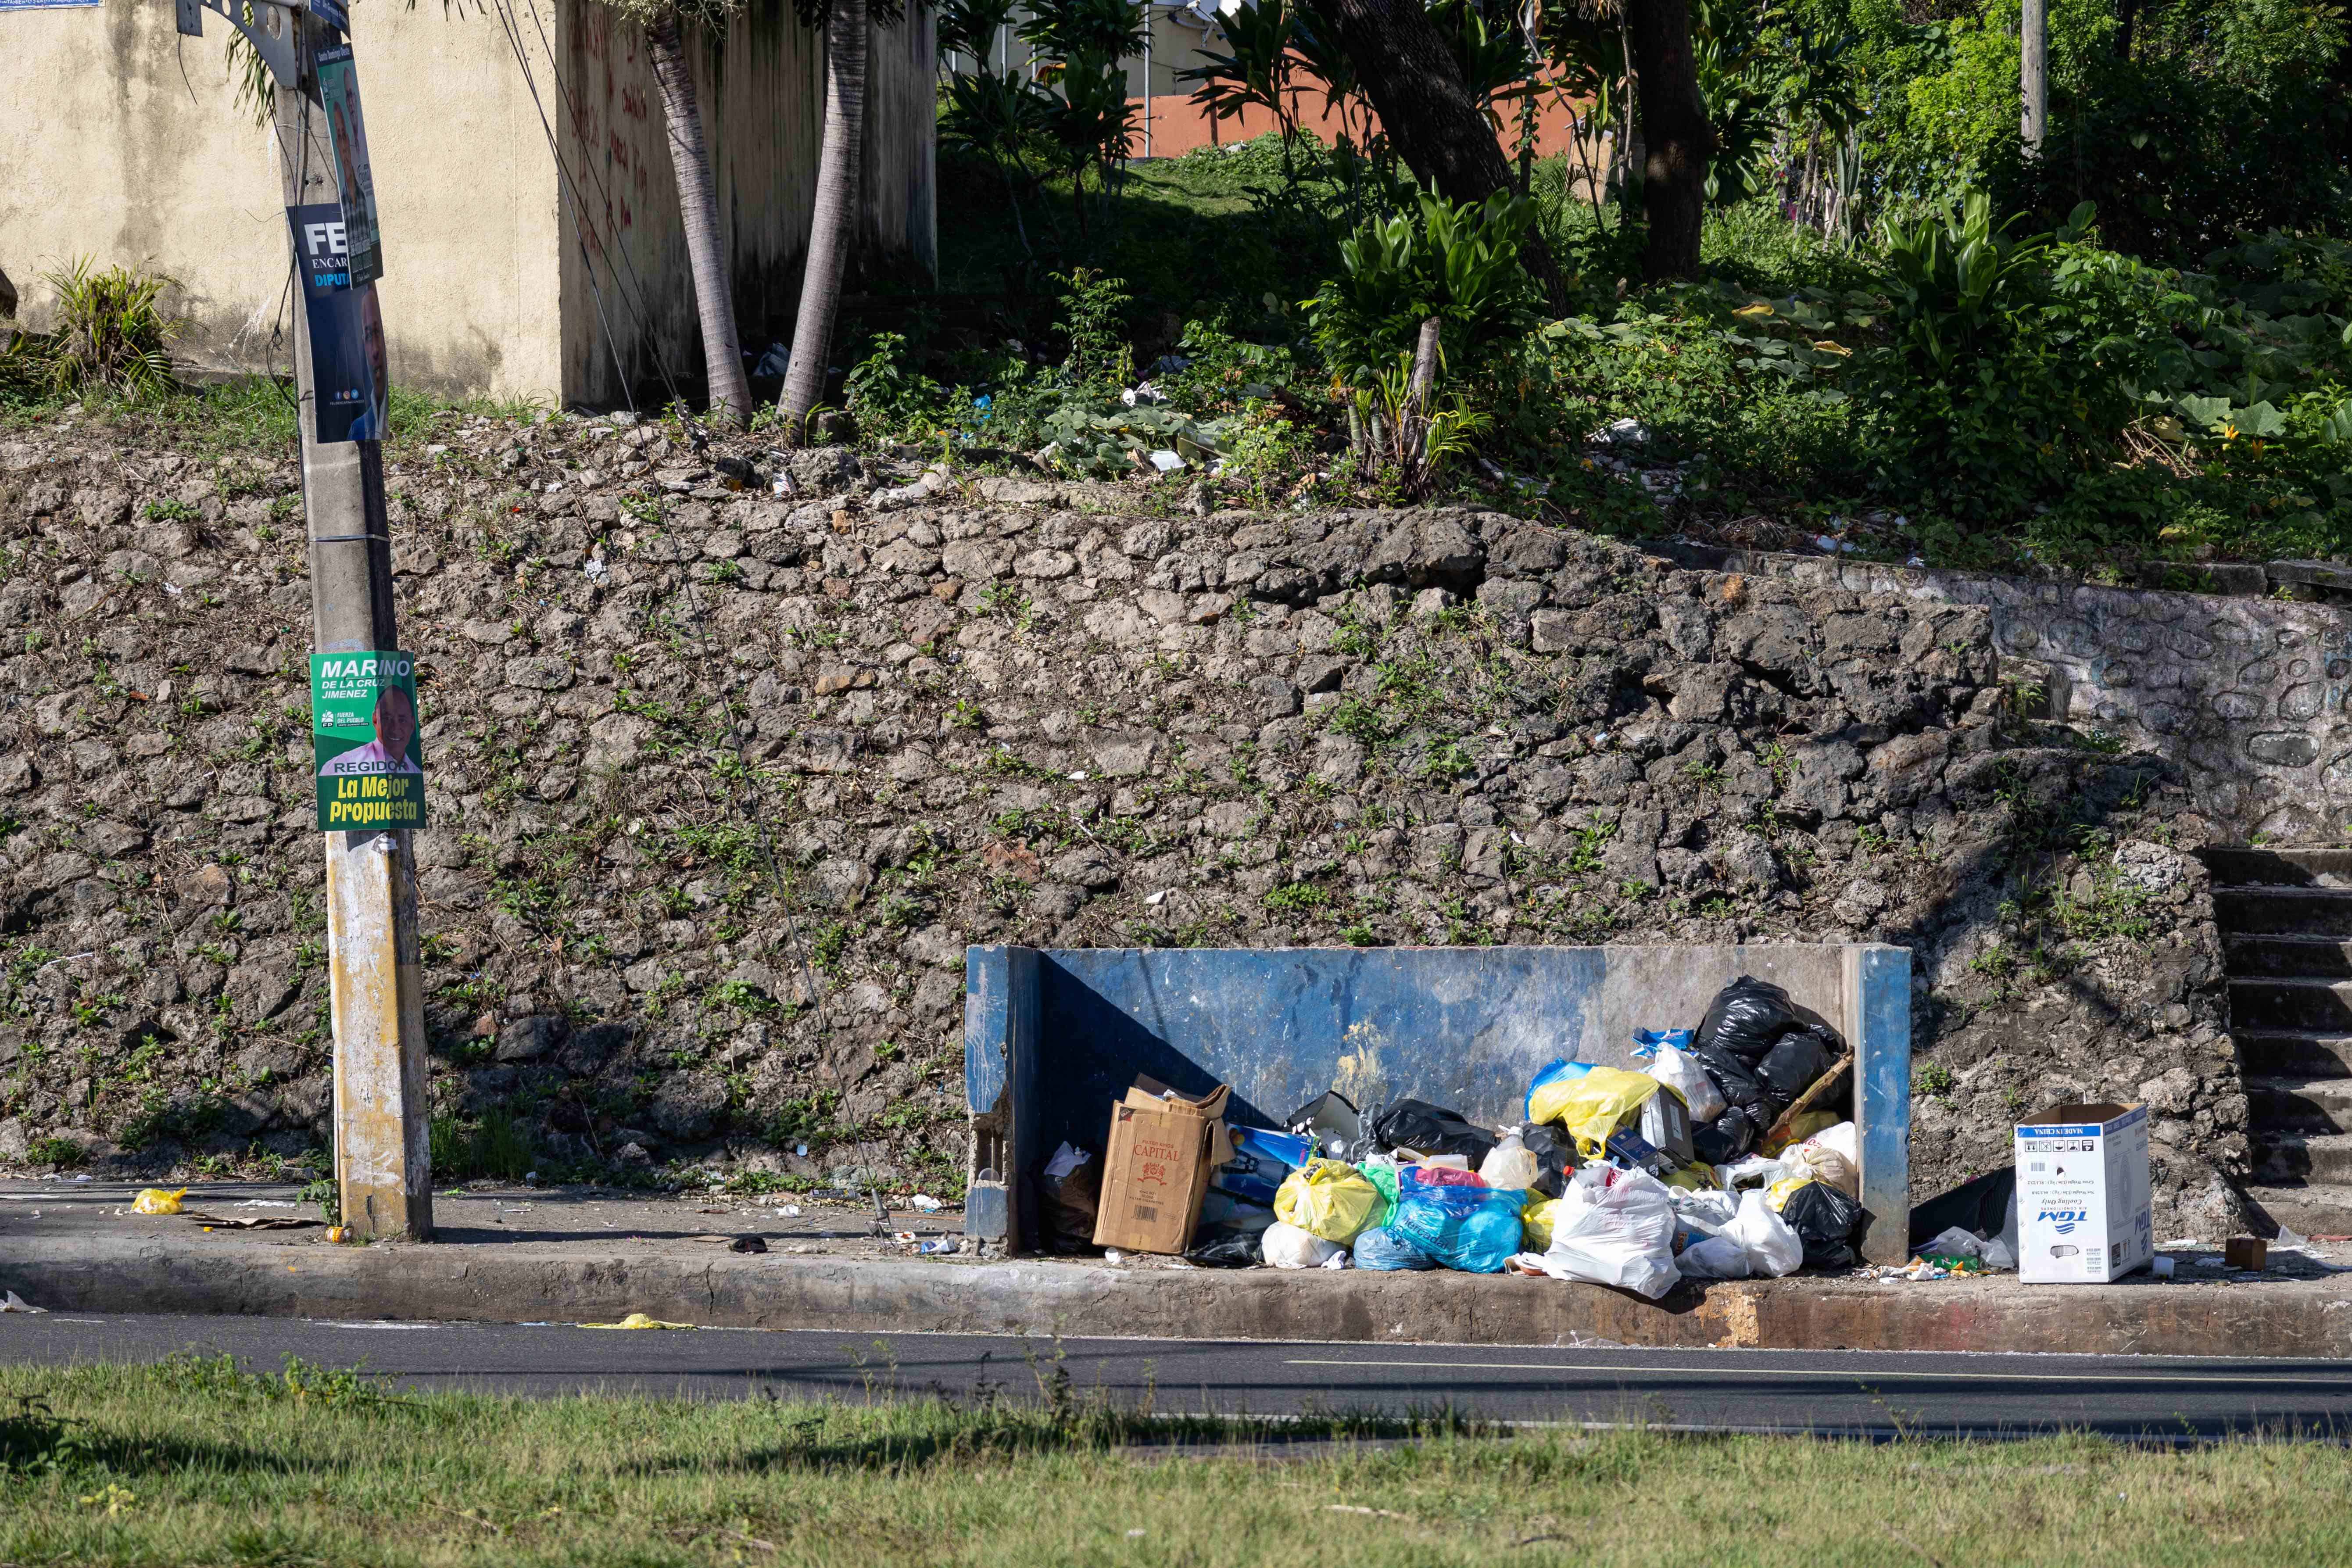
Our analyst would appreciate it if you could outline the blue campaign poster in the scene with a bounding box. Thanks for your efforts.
[286,201,390,444]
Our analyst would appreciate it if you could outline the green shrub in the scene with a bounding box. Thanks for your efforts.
[36,258,180,401]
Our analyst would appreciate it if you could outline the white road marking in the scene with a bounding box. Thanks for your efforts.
[1285,1358,2352,1387]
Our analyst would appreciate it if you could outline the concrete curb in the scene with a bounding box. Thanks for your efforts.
[12,1235,2352,1358]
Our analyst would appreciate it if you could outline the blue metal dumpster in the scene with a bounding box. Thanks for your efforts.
[965,943,1912,1265]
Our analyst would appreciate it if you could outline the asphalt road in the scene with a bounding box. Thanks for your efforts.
[3,1314,2348,1439]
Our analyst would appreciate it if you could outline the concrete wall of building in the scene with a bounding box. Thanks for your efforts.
[0,0,563,400]
[542,0,939,408]
[2,0,935,408]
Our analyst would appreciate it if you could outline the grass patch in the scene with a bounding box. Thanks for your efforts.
[1,1362,2350,1564]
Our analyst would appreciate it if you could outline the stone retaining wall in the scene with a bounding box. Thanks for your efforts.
[0,419,2254,1236]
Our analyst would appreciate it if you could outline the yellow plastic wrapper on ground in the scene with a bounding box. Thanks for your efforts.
[582,1312,695,1330]
[1273,1159,1385,1244]
[1521,1193,1566,1253]
[131,1188,187,1215]
[1529,1066,1663,1157]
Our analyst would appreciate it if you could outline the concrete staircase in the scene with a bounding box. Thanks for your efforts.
[2207,848,2352,1236]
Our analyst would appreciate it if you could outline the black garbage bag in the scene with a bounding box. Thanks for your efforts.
[1521,1124,1577,1198]
[1756,1025,1834,1104]
[1186,1231,1264,1268]
[1366,1099,1497,1164]
[1692,1041,1772,1113]
[1692,1106,1764,1164]
[1780,1180,1872,1270]
[1037,1148,1102,1254]
[1908,1166,2016,1253]
[1694,975,1812,1066]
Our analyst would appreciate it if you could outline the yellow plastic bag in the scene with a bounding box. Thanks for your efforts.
[582,1312,695,1330]
[131,1188,187,1215]
[1521,1192,1565,1253]
[1765,1174,1813,1213]
[1273,1159,1383,1245]
[1529,1065,1662,1158]
[1761,1110,1839,1156]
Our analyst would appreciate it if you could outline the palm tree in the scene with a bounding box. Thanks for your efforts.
[643,7,755,425]
[778,0,870,443]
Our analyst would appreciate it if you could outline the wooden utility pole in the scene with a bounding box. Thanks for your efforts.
[2020,0,2048,158]
[274,14,434,1242]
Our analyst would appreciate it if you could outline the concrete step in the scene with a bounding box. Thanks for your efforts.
[2205,847,2352,891]
[2233,977,2352,1033]
[2252,1131,2352,1184]
[2241,1183,2352,1241]
[2224,934,2352,979]
[2213,887,2352,938]
[2236,1031,2352,1079]
[2248,1074,2352,1134]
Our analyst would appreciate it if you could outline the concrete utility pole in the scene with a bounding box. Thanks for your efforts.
[274,17,433,1242]
[2020,0,2048,158]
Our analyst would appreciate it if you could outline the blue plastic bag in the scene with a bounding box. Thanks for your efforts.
[1522,1059,1594,1123]
[1212,1127,1316,1206]
[1352,1226,1439,1271]
[1390,1167,1524,1273]
[1631,1027,1695,1060]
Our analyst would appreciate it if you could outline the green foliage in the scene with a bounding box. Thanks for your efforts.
[1050,267,1134,391]
[429,1110,533,1183]
[29,259,180,401]
[1786,0,2352,255]
[25,1136,81,1169]
[1263,881,1330,915]
[842,332,945,438]
[1306,189,1542,388]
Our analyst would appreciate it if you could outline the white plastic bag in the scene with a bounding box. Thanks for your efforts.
[1262,1221,1342,1269]
[1716,1153,1786,1192]
[1478,1129,1540,1191]
[1667,1186,1739,1233]
[1808,1120,1859,1168]
[1677,1231,1753,1278]
[1783,1140,1860,1198]
[1533,1167,1681,1299]
[1921,1226,1990,1260]
[1725,1189,1804,1277]
[1650,1042,1726,1122]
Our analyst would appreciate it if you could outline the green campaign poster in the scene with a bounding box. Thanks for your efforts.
[311,651,427,831]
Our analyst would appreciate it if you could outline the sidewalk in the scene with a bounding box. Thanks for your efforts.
[7,1179,2352,1357]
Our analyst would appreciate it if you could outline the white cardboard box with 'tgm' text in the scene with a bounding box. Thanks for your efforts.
[2014,1101,2153,1283]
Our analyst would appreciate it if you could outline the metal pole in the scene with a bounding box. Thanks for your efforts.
[1142,13,1151,160]
[276,18,434,1243]
[2020,0,2047,158]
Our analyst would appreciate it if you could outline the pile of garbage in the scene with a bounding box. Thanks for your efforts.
[1040,976,1877,1298]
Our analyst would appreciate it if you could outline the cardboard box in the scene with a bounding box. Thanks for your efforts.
[1092,1076,1231,1254]
[2015,1101,2153,1283]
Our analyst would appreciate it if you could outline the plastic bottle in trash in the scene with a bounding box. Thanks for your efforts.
[1478,1129,1539,1192]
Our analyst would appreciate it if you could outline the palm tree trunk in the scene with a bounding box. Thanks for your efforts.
[647,13,753,426]
[778,0,869,443]
[1624,0,1713,280]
